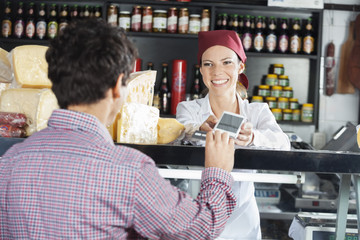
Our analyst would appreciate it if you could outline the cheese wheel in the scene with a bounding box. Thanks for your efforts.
[125,70,156,106]
[117,102,159,144]
[157,118,185,144]
[0,88,59,136]
[11,45,52,88]
[0,48,12,83]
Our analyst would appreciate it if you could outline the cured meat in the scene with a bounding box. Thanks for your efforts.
[0,112,27,128]
[0,124,26,138]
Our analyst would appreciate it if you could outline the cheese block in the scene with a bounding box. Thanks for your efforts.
[0,88,59,136]
[11,45,52,88]
[357,125,360,148]
[107,112,121,141]
[117,102,159,144]
[157,118,185,144]
[0,48,12,83]
[125,70,156,106]
[0,82,10,96]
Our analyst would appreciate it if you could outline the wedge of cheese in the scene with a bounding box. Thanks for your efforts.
[0,88,59,136]
[157,118,185,144]
[11,45,52,88]
[125,70,156,106]
[0,48,12,83]
[117,102,159,144]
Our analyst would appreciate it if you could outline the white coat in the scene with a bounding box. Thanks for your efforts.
[176,94,291,240]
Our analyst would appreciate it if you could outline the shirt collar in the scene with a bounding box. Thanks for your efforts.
[204,93,244,116]
[48,109,114,145]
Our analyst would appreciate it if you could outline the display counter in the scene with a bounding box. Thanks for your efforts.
[1,137,359,239]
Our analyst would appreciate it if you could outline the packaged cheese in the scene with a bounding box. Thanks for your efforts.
[0,88,59,136]
[0,48,12,83]
[117,102,159,144]
[11,45,52,88]
[125,70,156,106]
[157,118,185,144]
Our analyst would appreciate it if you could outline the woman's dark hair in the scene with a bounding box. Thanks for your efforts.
[46,18,138,109]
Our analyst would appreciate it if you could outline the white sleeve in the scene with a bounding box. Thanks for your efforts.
[176,101,202,131]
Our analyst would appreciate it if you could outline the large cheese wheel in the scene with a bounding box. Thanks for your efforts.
[125,70,156,106]
[157,118,185,144]
[117,102,159,144]
[0,88,59,136]
[11,45,52,88]
[0,48,12,83]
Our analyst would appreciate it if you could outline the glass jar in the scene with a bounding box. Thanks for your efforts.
[178,8,189,34]
[118,11,130,31]
[201,9,210,31]
[266,97,277,109]
[189,14,201,34]
[277,97,289,109]
[251,96,263,103]
[153,10,167,33]
[283,109,292,121]
[167,7,178,33]
[301,103,313,122]
[271,108,282,121]
[258,85,271,97]
[271,86,282,98]
[282,86,293,98]
[292,109,301,121]
[107,5,118,26]
[265,74,278,86]
[142,6,153,32]
[270,63,285,75]
[289,98,299,109]
[278,75,289,87]
[131,6,142,32]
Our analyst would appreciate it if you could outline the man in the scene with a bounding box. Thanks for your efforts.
[0,19,236,239]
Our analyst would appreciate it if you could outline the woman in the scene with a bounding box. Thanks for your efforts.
[176,30,290,239]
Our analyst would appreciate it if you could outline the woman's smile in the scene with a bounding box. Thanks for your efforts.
[211,79,229,86]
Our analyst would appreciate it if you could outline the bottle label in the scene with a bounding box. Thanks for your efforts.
[200,18,210,31]
[266,34,277,52]
[131,14,141,31]
[242,33,252,51]
[303,36,314,54]
[142,15,152,31]
[254,33,264,51]
[178,16,189,32]
[47,21,58,39]
[167,16,177,32]
[189,19,200,33]
[14,20,24,38]
[107,14,117,26]
[25,21,35,38]
[153,17,166,30]
[278,35,289,53]
[36,21,46,39]
[290,35,301,53]
[119,17,130,30]
[1,20,12,37]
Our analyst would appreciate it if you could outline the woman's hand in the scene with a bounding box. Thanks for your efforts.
[205,130,234,172]
[234,122,254,146]
[199,115,218,132]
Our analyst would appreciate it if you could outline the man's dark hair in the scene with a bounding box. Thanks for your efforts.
[46,18,138,109]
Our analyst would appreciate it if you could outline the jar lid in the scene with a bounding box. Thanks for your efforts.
[190,14,201,17]
[289,98,298,102]
[266,97,277,101]
[143,6,152,9]
[259,85,270,89]
[272,86,282,90]
[271,108,282,113]
[279,75,289,79]
[283,109,292,113]
[267,74,278,78]
[154,10,167,13]
[283,86,293,90]
[273,64,284,67]
[278,97,288,101]
[252,96,263,100]
[120,11,130,14]
[293,109,301,113]
[303,103,313,107]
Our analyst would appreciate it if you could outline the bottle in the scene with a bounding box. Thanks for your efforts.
[229,14,239,32]
[265,17,277,53]
[147,62,154,70]
[94,5,102,19]
[220,13,228,30]
[83,5,91,18]
[142,6,153,32]
[25,2,36,39]
[107,5,118,26]
[242,15,252,51]
[1,1,12,38]
[47,4,58,39]
[59,4,69,33]
[200,9,210,32]
[160,63,171,114]
[131,6,142,32]
[35,3,47,40]
[238,15,244,36]
[290,18,302,54]
[191,65,201,100]
[70,5,79,19]
[215,13,222,30]
[278,17,289,53]
[13,2,25,39]
[302,18,315,54]
[253,16,264,52]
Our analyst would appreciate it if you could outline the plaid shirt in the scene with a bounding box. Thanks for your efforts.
[0,109,236,239]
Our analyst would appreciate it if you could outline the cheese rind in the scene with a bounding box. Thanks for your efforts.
[157,118,185,144]
[11,45,52,88]
[125,70,156,106]
[0,48,12,83]
[0,88,59,136]
[117,102,159,144]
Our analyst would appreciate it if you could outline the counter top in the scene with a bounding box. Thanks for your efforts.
[1,137,360,174]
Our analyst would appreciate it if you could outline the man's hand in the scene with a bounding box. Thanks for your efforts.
[205,130,234,173]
